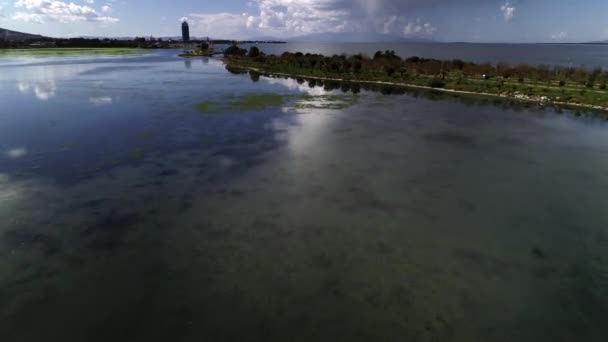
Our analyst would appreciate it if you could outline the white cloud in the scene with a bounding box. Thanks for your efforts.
[500,2,515,21]
[188,0,439,39]
[13,0,119,23]
[551,31,567,40]
[189,13,250,38]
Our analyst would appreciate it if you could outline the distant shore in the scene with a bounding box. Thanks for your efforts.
[224,50,608,115]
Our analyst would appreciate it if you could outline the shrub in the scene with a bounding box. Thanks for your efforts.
[248,46,260,57]
[199,42,209,50]
[224,45,247,57]
[559,80,565,87]
[429,78,446,88]
[586,82,594,88]
[406,56,421,63]
[452,59,465,70]
[352,61,362,73]
[518,77,524,83]
[600,83,607,90]
[384,66,396,77]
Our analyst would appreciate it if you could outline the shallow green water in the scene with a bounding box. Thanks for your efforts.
[0,48,145,57]
[0,50,607,341]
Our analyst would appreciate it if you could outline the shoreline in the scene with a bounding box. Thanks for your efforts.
[224,64,608,115]
[227,63,608,115]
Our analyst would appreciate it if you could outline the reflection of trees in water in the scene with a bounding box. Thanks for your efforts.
[225,65,248,75]
[257,73,565,114]
[249,71,260,82]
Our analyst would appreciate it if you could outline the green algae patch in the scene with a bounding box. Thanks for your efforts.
[196,102,218,113]
[295,94,360,110]
[232,93,286,110]
[129,148,143,159]
[0,48,145,57]
[196,93,288,114]
[195,93,360,114]
[135,130,159,141]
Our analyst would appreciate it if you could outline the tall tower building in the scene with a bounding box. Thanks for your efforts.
[182,20,190,42]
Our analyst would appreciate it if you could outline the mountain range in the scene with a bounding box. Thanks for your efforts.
[0,27,45,41]
[288,32,436,43]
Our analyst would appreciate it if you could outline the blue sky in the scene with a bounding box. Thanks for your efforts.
[1,0,607,42]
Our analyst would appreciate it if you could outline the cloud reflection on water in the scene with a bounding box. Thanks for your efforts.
[5,147,28,159]
[89,96,113,105]
[16,80,57,101]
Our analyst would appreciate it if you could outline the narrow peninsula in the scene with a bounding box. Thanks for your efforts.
[224,47,608,114]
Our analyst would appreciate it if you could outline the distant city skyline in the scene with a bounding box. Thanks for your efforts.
[1,0,608,43]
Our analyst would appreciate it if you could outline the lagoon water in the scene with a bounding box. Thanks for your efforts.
[1,49,608,341]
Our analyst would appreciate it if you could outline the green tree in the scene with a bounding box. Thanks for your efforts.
[249,46,260,57]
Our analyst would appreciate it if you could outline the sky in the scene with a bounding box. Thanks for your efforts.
[1,0,608,42]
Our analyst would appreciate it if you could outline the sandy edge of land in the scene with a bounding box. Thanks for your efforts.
[228,63,608,114]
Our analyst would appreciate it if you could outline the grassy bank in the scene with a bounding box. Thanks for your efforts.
[224,51,608,113]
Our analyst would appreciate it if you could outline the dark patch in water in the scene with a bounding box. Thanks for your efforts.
[81,211,140,253]
[200,225,231,240]
[159,169,179,177]
[390,285,413,307]
[230,189,245,197]
[532,266,561,279]
[496,136,524,145]
[179,201,194,212]
[3,230,61,256]
[13,269,58,286]
[457,199,477,213]
[531,247,546,259]
[311,253,333,270]
[319,276,342,297]
[81,199,105,208]
[452,248,522,278]
[344,186,395,213]
[370,241,394,255]
[425,131,476,146]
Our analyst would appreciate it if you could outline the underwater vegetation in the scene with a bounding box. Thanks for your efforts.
[0,48,145,57]
[195,93,359,113]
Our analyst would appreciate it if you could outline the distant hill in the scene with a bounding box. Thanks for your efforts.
[290,32,436,43]
[0,27,45,41]
[245,35,285,42]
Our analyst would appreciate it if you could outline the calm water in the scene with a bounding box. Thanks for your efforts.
[245,42,608,68]
[1,49,608,341]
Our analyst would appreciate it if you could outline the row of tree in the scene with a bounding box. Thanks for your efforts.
[227,47,608,87]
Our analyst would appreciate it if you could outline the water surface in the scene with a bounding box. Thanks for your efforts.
[1,50,608,341]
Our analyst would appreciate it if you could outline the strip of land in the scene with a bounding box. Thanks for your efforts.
[224,50,608,114]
